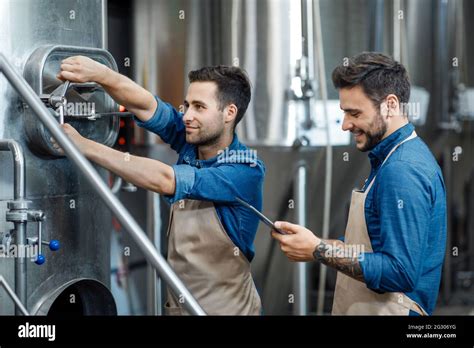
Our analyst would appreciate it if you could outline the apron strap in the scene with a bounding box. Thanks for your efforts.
[364,130,417,193]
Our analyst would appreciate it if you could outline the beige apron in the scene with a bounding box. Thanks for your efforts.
[164,199,262,315]
[332,131,428,315]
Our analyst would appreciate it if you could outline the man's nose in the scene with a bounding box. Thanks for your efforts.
[183,110,194,123]
[341,115,353,132]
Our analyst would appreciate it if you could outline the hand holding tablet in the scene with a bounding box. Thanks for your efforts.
[235,197,287,235]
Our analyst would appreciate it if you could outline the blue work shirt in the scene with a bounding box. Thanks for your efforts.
[135,97,265,262]
[358,123,447,315]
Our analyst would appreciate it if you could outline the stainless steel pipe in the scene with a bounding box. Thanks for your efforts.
[294,161,308,315]
[0,139,26,201]
[0,139,27,315]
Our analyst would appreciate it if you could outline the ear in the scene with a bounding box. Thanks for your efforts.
[385,94,400,118]
[224,104,238,124]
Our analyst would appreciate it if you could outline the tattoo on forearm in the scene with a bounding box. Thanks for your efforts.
[313,240,365,282]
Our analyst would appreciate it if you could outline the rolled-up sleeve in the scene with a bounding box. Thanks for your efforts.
[134,96,186,153]
[359,161,433,293]
[164,161,265,204]
[169,164,196,203]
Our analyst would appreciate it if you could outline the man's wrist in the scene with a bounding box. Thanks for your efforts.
[95,63,112,85]
[312,239,328,261]
[80,138,95,158]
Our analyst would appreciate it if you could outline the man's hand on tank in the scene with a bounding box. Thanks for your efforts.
[56,56,108,84]
[50,123,91,155]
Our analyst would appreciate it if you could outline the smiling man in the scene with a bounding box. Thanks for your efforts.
[272,52,447,315]
[54,58,264,315]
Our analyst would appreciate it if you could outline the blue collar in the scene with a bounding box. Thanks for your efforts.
[182,133,242,168]
[368,123,415,168]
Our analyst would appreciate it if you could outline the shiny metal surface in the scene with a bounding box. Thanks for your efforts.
[30,278,113,315]
[0,0,115,315]
[23,44,120,157]
[0,140,26,200]
[185,0,306,146]
[13,222,27,314]
[294,162,308,315]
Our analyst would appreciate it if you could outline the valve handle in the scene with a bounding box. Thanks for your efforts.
[49,240,60,251]
[60,80,71,98]
[35,254,45,265]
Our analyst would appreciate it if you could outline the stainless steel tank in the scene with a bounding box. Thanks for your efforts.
[0,0,117,315]
[183,0,351,147]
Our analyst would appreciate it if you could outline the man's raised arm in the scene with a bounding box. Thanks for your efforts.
[57,55,157,122]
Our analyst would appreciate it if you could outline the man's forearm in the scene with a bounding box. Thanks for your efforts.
[83,140,175,195]
[313,239,365,282]
[97,67,157,122]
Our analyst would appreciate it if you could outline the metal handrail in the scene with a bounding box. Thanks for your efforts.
[0,53,206,315]
[0,276,29,316]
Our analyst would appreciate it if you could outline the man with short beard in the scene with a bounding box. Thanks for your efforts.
[272,52,447,316]
[53,59,264,315]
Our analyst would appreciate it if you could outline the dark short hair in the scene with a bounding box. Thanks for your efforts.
[188,65,251,129]
[332,52,410,111]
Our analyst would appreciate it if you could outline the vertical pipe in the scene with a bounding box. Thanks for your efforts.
[371,0,385,51]
[313,0,332,316]
[294,162,308,315]
[301,0,316,130]
[393,0,401,62]
[2,140,26,201]
[0,140,27,315]
[303,0,315,79]
[442,148,452,302]
[14,223,27,315]
[153,192,162,315]
[146,191,162,315]
[435,0,449,126]
[470,170,474,272]
[146,191,156,315]
[145,266,157,314]
[241,0,258,140]
[37,221,42,257]
[101,0,108,50]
